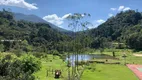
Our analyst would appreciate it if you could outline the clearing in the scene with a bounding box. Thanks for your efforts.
[81,64,138,80]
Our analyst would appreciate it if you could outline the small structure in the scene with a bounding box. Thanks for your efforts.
[55,70,61,78]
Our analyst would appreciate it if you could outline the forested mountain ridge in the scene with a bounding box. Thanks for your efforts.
[90,10,142,50]
[0,10,71,53]
[1,9,142,53]
[14,13,72,33]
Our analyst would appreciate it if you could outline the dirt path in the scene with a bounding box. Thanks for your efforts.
[133,54,142,57]
[127,64,142,80]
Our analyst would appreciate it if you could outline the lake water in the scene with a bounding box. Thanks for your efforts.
[66,54,116,61]
[66,54,116,65]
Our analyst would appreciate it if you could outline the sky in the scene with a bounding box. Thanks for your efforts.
[0,0,142,30]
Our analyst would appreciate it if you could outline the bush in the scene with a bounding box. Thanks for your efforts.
[11,49,23,57]
[32,52,45,58]
[0,44,4,52]
[75,61,86,66]
[49,50,60,56]
[0,55,37,80]
[20,54,41,74]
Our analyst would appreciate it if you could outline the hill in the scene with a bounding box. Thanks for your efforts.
[1,9,142,52]
[0,10,71,52]
[89,10,142,50]
[14,13,71,32]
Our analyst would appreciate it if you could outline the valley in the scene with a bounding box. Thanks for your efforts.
[0,7,142,80]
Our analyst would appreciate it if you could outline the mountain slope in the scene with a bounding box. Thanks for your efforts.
[13,13,70,32]
[90,10,142,41]
[0,10,71,52]
[89,10,142,49]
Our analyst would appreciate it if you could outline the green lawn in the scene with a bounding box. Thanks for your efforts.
[1,49,142,80]
[34,49,142,80]
[34,55,68,80]
[81,64,138,80]
[91,49,142,64]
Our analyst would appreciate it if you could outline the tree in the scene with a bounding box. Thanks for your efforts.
[126,32,142,50]
[20,54,41,74]
[0,44,4,52]
[21,40,30,52]
[0,54,41,80]
[0,10,71,53]
[66,13,91,80]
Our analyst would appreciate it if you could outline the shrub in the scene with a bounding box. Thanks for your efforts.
[0,55,37,80]
[75,61,86,66]
[32,52,45,58]
[20,54,41,74]
[11,49,23,57]
[0,44,4,52]
[49,50,60,56]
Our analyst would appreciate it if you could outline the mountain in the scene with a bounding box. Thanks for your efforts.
[0,10,72,52]
[13,13,70,32]
[89,10,142,49]
[90,10,142,40]
[1,9,142,51]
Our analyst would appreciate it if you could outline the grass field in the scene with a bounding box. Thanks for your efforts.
[34,55,85,80]
[34,55,68,80]
[91,49,142,64]
[2,49,141,80]
[0,49,141,80]
[33,49,142,80]
[81,49,142,80]
[81,64,139,80]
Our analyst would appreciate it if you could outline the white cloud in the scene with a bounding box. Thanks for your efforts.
[108,13,114,17]
[123,7,131,11]
[0,0,38,10]
[118,6,125,11]
[62,13,72,19]
[88,19,105,29]
[111,6,131,12]
[43,13,72,28]
[43,13,86,28]
[96,19,105,24]
[117,6,131,11]
[43,14,63,27]
[110,8,116,11]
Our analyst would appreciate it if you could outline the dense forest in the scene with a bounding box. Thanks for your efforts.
[90,10,142,50]
[1,9,142,55]
[0,9,72,54]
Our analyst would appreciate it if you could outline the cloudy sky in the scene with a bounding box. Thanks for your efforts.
[0,0,142,30]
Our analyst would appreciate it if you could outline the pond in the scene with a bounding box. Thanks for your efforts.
[66,54,117,65]
[66,54,116,61]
